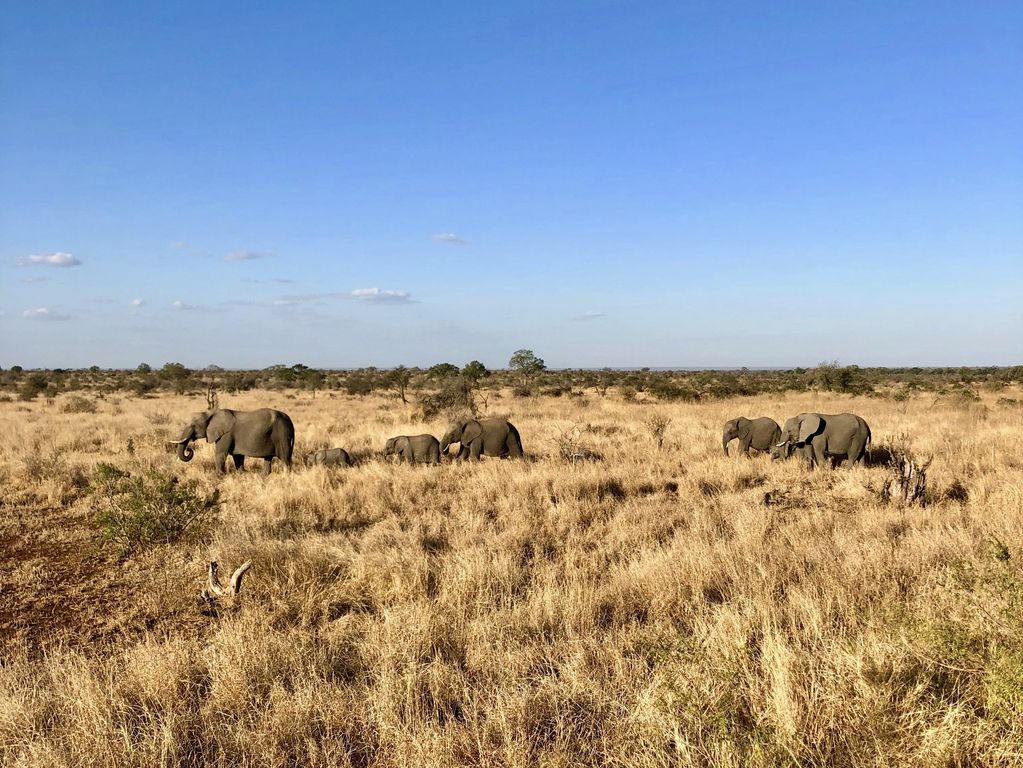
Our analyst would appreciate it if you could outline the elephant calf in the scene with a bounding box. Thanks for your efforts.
[773,412,872,468]
[304,447,353,468]
[722,416,781,457]
[383,434,441,465]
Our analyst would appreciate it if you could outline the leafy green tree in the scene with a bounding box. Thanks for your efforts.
[136,363,152,374]
[509,349,545,376]
[427,363,460,379]
[461,360,490,384]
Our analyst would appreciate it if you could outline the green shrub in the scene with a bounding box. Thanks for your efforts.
[91,463,220,556]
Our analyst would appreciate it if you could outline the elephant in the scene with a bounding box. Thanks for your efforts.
[772,412,871,468]
[440,418,523,460]
[383,434,441,464]
[168,408,294,474]
[722,416,782,457]
[304,448,353,468]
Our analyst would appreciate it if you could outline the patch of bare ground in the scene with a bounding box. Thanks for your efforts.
[0,493,205,660]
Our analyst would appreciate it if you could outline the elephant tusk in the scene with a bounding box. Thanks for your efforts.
[776,441,787,447]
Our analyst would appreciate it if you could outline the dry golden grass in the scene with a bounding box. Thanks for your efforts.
[1,387,1022,766]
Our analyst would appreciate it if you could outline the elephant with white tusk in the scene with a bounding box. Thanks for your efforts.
[722,416,781,457]
[772,412,871,468]
[168,408,295,474]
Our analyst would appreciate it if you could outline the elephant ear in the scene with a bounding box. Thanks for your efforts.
[797,414,822,444]
[736,417,751,440]
[461,420,483,446]
[206,410,235,444]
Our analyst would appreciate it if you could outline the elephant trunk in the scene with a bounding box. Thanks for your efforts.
[174,426,195,462]
[722,434,731,456]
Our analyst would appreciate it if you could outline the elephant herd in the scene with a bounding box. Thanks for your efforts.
[723,412,872,468]
[165,406,871,475]
[166,408,524,474]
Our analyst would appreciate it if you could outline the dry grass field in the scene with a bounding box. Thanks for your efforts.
[1,386,1022,766]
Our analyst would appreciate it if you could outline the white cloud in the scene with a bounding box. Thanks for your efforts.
[573,311,607,321]
[225,250,270,262]
[350,288,412,303]
[130,298,145,307]
[432,233,468,245]
[170,241,190,249]
[171,300,208,311]
[20,276,52,283]
[16,252,82,268]
[22,307,70,321]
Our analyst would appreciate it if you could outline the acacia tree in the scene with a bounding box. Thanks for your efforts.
[509,349,545,376]
[389,365,413,404]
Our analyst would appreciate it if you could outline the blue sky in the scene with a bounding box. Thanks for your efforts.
[1,0,1020,369]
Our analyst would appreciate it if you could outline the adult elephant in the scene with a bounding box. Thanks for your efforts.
[168,408,295,474]
[441,418,523,460]
[722,416,781,457]
[383,434,441,465]
[772,412,871,468]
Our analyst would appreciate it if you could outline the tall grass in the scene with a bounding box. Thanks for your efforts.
[0,388,1021,766]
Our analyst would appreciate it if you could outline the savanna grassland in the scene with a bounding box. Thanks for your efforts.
[2,379,1023,767]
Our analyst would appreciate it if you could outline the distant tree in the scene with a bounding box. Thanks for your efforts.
[389,365,413,404]
[593,367,613,398]
[427,363,460,379]
[18,373,48,401]
[509,349,546,376]
[159,362,192,394]
[10,365,23,374]
[136,363,152,374]
[88,365,101,373]
[160,362,191,380]
[461,360,490,384]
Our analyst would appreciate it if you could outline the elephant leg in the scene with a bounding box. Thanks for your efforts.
[262,458,273,475]
[232,454,245,471]
[847,435,867,467]
[469,441,483,460]
[213,448,228,474]
[506,433,523,459]
[812,443,827,469]
[740,436,753,456]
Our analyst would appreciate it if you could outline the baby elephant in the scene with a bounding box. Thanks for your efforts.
[304,447,353,468]
[383,434,441,465]
[722,416,782,457]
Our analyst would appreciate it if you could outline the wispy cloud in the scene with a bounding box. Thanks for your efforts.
[170,241,190,249]
[171,300,212,311]
[130,298,145,307]
[16,252,82,268]
[241,277,296,284]
[23,307,71,321]
[20,276,52,283]
[432,233,468,245]
[274,288,415,306]
[572,311,607,321]
[350,288,412,303]
[225,250,271,262]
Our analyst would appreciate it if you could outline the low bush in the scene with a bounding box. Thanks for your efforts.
[91,463,220,556]
[59,395,97,414]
